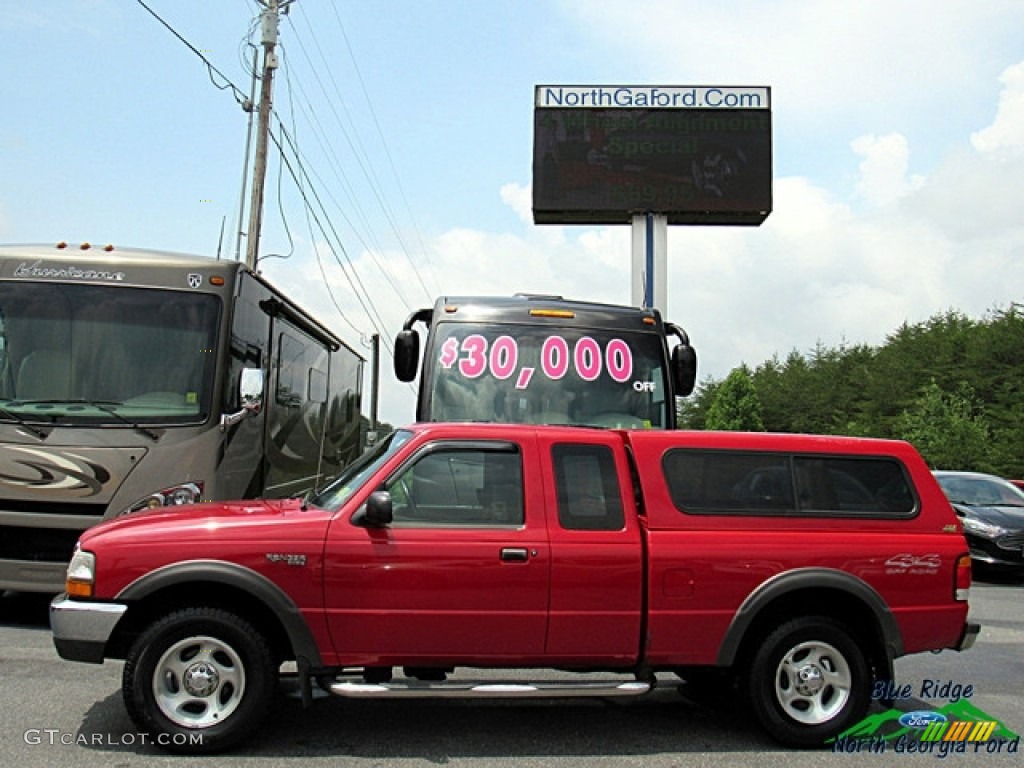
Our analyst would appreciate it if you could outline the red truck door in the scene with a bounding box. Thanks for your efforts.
[536,432,645,663]
[322,436,551,664]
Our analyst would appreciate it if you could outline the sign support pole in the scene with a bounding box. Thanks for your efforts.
[631,213,667,311]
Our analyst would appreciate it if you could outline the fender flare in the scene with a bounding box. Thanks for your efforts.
[715,567,904,668]
[116,559,323,670]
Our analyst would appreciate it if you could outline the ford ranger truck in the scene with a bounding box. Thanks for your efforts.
[50,423,979,753]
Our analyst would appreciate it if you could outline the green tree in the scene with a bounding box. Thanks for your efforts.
[674,304,1023,476]
[704,366,765,431]
[894,380,991,470]
[676,376,719,428]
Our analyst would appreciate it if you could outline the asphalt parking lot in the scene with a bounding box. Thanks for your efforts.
[1,574,1021,767]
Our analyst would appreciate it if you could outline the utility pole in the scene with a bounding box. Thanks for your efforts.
[368,333,380,446]
[234,46,258,262]
[245,0,292,270]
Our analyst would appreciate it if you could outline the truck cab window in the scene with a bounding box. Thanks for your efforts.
[552,443,625,531]
[385,446,523,527]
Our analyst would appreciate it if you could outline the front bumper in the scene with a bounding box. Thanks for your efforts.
[49,593,127,664]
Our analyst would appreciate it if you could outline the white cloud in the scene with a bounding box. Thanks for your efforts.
[499,182,532,224]
[287,61,1024,428]
[971,61,1024,153]
[244,20,1024,427]
[762,176,851,242]
[559,1,1024,128]
[651,65,1024,386]
[262,219,641,424]
[851,133,924,207]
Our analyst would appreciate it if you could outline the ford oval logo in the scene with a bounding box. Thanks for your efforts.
[899,711,948,728]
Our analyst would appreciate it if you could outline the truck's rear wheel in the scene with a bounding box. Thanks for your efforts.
[123,607,276,754]
[746,616,870,748]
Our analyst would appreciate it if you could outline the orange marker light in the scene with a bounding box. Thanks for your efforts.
[529,309,575,319]
[65,579,93,598]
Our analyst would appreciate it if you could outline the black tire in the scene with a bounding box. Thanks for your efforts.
[123,607,276,754]
[746,616,870,748]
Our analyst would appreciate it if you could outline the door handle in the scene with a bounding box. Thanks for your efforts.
[500,547,529,562]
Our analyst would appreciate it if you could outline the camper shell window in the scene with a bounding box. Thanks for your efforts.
[662,449,918,518]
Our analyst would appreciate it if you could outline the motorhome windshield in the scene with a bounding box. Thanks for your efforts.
[0,282,219,425]
[425,323,671,428]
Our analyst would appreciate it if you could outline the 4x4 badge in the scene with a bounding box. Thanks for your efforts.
[885,553,941,573]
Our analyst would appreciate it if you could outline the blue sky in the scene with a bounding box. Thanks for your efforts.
[3,1,1024,426]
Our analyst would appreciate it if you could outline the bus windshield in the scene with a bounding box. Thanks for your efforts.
[424,323,671,428]
[0,282,220,426]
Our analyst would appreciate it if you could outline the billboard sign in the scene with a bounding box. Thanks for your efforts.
[533,85,772,225]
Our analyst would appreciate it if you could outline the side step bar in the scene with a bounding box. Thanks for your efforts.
[328,679,653,700]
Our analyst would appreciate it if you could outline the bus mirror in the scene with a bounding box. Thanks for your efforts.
[671,343,697,397]
[239,368,264,413]
[221,368,264,432]
[393,329,420,382]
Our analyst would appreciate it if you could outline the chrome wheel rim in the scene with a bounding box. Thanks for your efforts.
[773,639,852,725]
[152,635,246,728]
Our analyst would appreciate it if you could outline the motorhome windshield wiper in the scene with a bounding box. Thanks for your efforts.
[0,403,49,440]
[17,399,161,442]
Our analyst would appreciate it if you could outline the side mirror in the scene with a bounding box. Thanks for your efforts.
[221,367,265,431]
[671,343,697,397]
[365,490,393,527]
[239,367,265,413]
[393,329,420,382]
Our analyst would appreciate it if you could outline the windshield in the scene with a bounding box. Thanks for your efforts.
[935,473,1024,508]
[309,429,413,511]
[424,323,671,428]
[0,282,220,426]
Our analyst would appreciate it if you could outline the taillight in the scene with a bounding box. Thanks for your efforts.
[954,554,972,601]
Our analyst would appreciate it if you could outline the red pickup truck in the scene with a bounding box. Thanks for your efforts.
[50,423,979,753]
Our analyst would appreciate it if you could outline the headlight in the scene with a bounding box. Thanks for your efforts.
[66,545,96,598]
[961,515,1008,539]
[122,482,204,515]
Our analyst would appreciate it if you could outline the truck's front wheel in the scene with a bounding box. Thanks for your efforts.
[123,607,276,754]
[746,616,870,748]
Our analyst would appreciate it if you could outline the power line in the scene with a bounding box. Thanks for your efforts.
[287,6,438,304]
[326,0,441,301]
[282,16,406,275]
[270,119,395,350]
[273,52,419,313]
[135,0,416,387]
[135,0,248,104]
